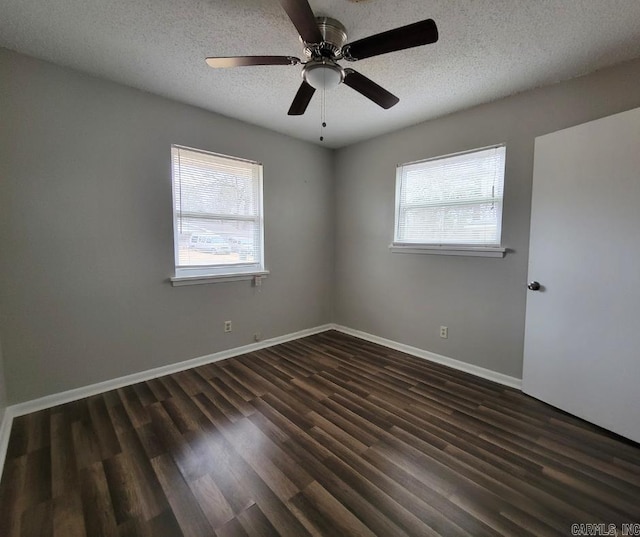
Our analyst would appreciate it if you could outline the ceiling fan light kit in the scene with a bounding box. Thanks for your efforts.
[205,0,438,116]
[302,60,344,90]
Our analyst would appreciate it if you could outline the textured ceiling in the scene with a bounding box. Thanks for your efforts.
[1,0,640,148]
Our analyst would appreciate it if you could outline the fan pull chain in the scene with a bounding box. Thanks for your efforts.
[320,87,326,142]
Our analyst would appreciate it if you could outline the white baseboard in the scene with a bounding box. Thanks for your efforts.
[332,324,522,390]
[0,321,522,479]
[0,323,334,478]
[8,324,334,419]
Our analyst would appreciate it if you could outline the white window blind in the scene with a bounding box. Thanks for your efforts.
[171,145,264,278]
[394,145,506,247]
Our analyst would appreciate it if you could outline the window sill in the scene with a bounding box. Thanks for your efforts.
[389,244,506,258]
[170,270,269,287]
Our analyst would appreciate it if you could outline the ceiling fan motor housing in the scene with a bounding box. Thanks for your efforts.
[303,17,348,59]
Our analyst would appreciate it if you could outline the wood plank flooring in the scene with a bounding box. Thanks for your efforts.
[1,330,639,536]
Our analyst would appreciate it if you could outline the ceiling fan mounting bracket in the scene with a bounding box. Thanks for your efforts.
[341,45,357,62]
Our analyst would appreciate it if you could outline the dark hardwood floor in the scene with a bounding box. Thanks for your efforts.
[1,330,639,536]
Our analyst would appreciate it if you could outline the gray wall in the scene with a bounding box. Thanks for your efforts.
[0,48,334,403]
[3,46,640,405]
[333,58,640,379]
[0,338,6,423]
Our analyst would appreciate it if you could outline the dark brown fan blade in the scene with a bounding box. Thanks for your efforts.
[343,69,399,109]
[342,19,438,61]
[288,81,316,115]
[278,0,323,43]
[206,56,300,68]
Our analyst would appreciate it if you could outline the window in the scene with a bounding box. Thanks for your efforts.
[171,145,266,283]
[392,145,506,256]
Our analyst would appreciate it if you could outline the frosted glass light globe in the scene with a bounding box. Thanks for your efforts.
[303,62,344,90]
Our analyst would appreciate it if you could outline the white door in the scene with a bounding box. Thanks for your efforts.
[522,107,640,443]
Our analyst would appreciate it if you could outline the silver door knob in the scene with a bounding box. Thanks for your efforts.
[527,281,541,291]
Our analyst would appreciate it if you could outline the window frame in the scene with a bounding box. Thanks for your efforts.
[390,144,507,258]
[170,145,268,286]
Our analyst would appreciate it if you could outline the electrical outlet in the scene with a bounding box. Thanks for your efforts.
[224,320,232,333]
[440,326,448,339]
[254,332,262,342]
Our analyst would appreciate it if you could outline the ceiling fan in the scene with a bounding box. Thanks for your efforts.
[205,0,438,116]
